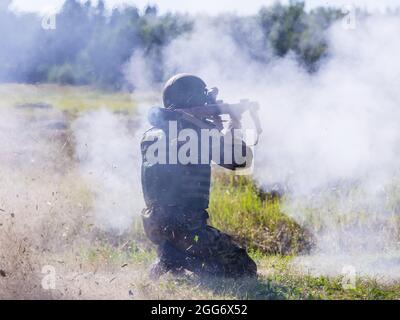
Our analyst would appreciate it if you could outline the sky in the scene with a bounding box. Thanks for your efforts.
[7,0,400,15]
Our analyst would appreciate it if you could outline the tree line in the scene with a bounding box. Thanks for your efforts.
[0,0,367,90]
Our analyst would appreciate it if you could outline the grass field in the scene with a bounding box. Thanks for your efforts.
[0,84,399,300]
[0,84,136,111]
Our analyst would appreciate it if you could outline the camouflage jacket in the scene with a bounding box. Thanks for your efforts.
[141,107,252,210]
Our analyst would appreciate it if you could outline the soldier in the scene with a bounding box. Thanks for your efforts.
[141,74,257,279]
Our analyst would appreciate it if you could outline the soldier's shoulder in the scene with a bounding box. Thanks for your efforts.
[142,127,165,139]
[141,127,166,146]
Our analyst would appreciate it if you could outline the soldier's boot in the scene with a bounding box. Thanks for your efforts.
[149,242,187,280]
[149,260,186,280]
[149,260,171,280]
[182,256,226,278]
[236,257,258,279]
[224,248,258,279]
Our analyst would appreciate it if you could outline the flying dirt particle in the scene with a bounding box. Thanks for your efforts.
[109,277,117,283]
[121,263,128,268]
[10,213,14,218]
[0,270,6,277]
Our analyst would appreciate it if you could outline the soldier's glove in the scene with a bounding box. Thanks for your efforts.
[208,115,224,131]
[228,113,242,131]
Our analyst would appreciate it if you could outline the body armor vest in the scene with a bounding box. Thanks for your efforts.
[141,112,212,210]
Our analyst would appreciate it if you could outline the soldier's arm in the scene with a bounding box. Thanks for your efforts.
[211,115,253,171]
[218,137,253,171]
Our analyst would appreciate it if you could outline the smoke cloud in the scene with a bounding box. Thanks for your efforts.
[149,14,400,277]
[72,109,145,233]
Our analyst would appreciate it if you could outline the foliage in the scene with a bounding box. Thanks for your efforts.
[0,0,347,89]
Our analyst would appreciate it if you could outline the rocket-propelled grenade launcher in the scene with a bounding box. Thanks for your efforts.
[174,98,263,146]
[151,87,263,145]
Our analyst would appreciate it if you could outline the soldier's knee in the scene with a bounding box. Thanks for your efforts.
[238,249,257,277]
[221,247,258,279]
[142,216,164,245]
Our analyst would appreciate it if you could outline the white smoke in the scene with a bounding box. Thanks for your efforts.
[164,15,400,190]
[125,49,155,92]
[72,51,160,234]
[72,109,145,233]
[160,14,400,277]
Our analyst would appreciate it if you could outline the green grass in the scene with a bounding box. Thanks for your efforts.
[209,172,313,255]
[0,83,149,112]
[83,241,156,267]
[256,256,400,300]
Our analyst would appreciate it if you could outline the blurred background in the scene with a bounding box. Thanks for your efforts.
[2,0,397,90]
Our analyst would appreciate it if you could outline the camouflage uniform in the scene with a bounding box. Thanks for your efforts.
[140,74,257,279]
[142,205,257,278]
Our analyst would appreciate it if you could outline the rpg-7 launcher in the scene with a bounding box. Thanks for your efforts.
[173,98,263,146]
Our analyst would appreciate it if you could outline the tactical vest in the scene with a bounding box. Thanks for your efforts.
[141,115,212,210]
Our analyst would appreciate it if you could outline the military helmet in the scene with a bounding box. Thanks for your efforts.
[163,74,207,109]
